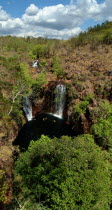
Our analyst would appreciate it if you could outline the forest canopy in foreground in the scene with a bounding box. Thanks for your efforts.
[14,135,111,210]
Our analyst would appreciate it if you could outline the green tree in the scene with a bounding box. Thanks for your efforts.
[74,94,94,120]
[91,118,112,148]
[32,72,47,95]
[51,57,64,77]
[30,44,50,59]
[89,101,112,144]
[90,101,112,148]
[7,62,32,116]
[14,135,111,209]
[103,32,112,44]
[0,55,33,122]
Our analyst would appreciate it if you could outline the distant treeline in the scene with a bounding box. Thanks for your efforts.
[69,20,112,47]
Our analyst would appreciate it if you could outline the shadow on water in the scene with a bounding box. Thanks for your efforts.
[14,113,75,150]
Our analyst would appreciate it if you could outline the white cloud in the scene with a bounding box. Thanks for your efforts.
[75,0,106,21]
[103,0,112,20]
[0,1,112,39]
[16,27,81,40]
[2,18,23,29]
[0,16,23,35]
[25,4,39,16]
[0,6,9,21]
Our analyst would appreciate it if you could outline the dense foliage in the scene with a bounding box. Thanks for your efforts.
[91,101,112,148]
[14,135,111,210]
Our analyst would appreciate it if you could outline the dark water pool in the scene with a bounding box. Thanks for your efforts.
[14,113,75,150]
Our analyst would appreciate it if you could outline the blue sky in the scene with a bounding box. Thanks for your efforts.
[1,0,70,17]
[0,0,111,39]
[0,0,105,17]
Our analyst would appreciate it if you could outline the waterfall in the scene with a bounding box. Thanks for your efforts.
[54,84,66,118]
[23,97,33,121]
[32,60,38,68]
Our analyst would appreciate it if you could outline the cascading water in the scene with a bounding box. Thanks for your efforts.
[54,84,66,118]
[23,97,33,121]
[32,60,38,68]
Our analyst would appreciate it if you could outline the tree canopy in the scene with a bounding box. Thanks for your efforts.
[14,135,111,210]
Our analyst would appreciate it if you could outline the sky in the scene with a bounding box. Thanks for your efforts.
[0,0,111,39]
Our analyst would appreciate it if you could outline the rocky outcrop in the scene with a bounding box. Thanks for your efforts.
[80,113,90,134]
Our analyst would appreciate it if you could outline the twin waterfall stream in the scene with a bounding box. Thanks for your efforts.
[23,84,66,121]
[54,84,66,119]
[23,97,33,121]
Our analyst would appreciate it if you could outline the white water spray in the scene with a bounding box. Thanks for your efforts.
[23,97,33,121]
[32,60,38,68]
[54,84,66,118]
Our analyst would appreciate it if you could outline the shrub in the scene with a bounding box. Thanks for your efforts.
[0,170,9,204]
[32,72,47,94]
[103,32,112,44]
[30,44,50,59]
[74,100,89,119]
[90,101,112,148]
[91,118,112,148]
[51,57,64,77]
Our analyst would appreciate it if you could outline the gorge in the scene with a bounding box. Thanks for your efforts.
[15,83,74,149]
